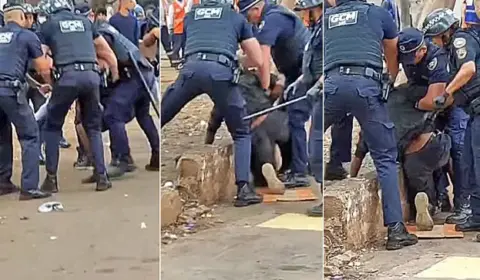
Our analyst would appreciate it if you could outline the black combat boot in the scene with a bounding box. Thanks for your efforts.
[0,181,19,195]
[40,173,59,193]
[386,222,418,250]
[19,189,51,201]
[204,129,216,145]
[234,183,263,207]
[283,173,310,188]
[96,174,112,192]
[324,162,348,181]
[455,216,480,232]
[145,151,159,171]
[446,203,472,225]
[307,203,323,217]
[125,154,137,172]
[107,158,128,178]
[73,147,93,170]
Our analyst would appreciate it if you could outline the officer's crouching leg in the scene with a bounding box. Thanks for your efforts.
[307,99,323,217]
[213,82,262,207]
[0,116,18,194]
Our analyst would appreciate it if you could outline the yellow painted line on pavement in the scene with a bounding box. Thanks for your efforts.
[415,256,480,279]
[256,213,323,231]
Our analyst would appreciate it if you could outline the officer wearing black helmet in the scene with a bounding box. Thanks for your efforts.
[238,0,311,188]
[0,0,52,200]
[324,0,418,250]
[423,8,480,233]
[292,0,323,216]
[36,0,119,192]
[161,0,266,207]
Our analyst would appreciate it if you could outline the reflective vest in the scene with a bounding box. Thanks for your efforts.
[173,1,185,34]
[465,0,480,25]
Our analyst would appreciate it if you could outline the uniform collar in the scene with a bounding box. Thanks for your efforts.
[5,22,22,29]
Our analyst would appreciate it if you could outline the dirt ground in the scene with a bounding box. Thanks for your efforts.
[0,113,160,280]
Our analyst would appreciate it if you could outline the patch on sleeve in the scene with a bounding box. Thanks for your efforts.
[427,57,437,71]
[194,7,223,20]
[453,37,466,49]
[59,20,85,33]
[456,47,467,59]
[328,11,358,29]
[0,32,13,44]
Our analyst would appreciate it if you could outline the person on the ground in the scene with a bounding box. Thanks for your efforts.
[109,0,140,46]
[167,0,186,68]
[239,0,311,189]
[291,0,323,216]
[324,0,418,250]
[205,68,289,194]
[161,0,265,207]
[37,0,118,192]
[0,2,52,200]
[423,8,480,232]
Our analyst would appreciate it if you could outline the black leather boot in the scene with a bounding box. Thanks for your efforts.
[40,174,59,193]
[446,203,472,225]
[386,222,418,250]
[96,174,112,192]
[282,173,310,188]
[145,151,159,171]
[234,183,263,207]
[455,216,480,232]
[324,162,348,181]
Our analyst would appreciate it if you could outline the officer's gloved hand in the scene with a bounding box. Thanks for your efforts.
[283,76,303,100]
[306,82,323,102]
[434,92,450,110]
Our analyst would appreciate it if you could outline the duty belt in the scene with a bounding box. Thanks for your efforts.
[187,53,235,68]
[328,66,382,83]
[0,80,22,88]
[57,63,100,74]
[466,96,480,115]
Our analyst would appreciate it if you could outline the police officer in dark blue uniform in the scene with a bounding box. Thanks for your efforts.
[161,0,265,207]
[423,9,480,232]
[293,0,323,216]
[0,1,52,200]
[93,15,160,178]
[37,0,118,192]
[396,27,452,227]
[324,0,418,250]
[239,0,311,188]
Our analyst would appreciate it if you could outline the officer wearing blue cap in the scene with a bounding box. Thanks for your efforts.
[239,0,310,188]
[161,0,265,207]
[37,0,118,192]
[0,0,52,200]
[396,27,452,227]
[424,8,480,233]
[324,0,418,250]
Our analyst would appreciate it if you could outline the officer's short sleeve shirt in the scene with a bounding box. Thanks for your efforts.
[451,32,478,69]
[255,9,294,47]
[425,51,450,84]
[369,6,397,40]
[234,13,254,42]
[21,29,44,59]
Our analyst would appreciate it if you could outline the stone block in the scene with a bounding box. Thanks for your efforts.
[161,188,183,228]
[176,144,236,206]
[324,168,409,250]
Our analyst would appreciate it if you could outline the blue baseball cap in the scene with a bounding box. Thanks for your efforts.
[238,0,261,14]
[398,27,425,64]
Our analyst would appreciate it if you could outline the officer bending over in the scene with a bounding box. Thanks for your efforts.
[239,0,311,188]
[36,0,118,193]
[423,9,473,225]
[0,2,51,200]
[424,9,480,233]
[324,0,418,250]
[161,0,265,207]
[93,16,160,178]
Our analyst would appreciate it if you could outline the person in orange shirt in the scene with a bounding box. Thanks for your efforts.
[167,0,187,68]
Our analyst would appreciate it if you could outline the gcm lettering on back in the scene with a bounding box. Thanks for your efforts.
[196,7,222,17]
[330,11,357,23]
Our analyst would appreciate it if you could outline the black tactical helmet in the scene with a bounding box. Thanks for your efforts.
[294,0,323,11]
[422,8,459,36]
[23,3,34,14]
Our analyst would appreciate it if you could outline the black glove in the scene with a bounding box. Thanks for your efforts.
[434,92,450,109]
